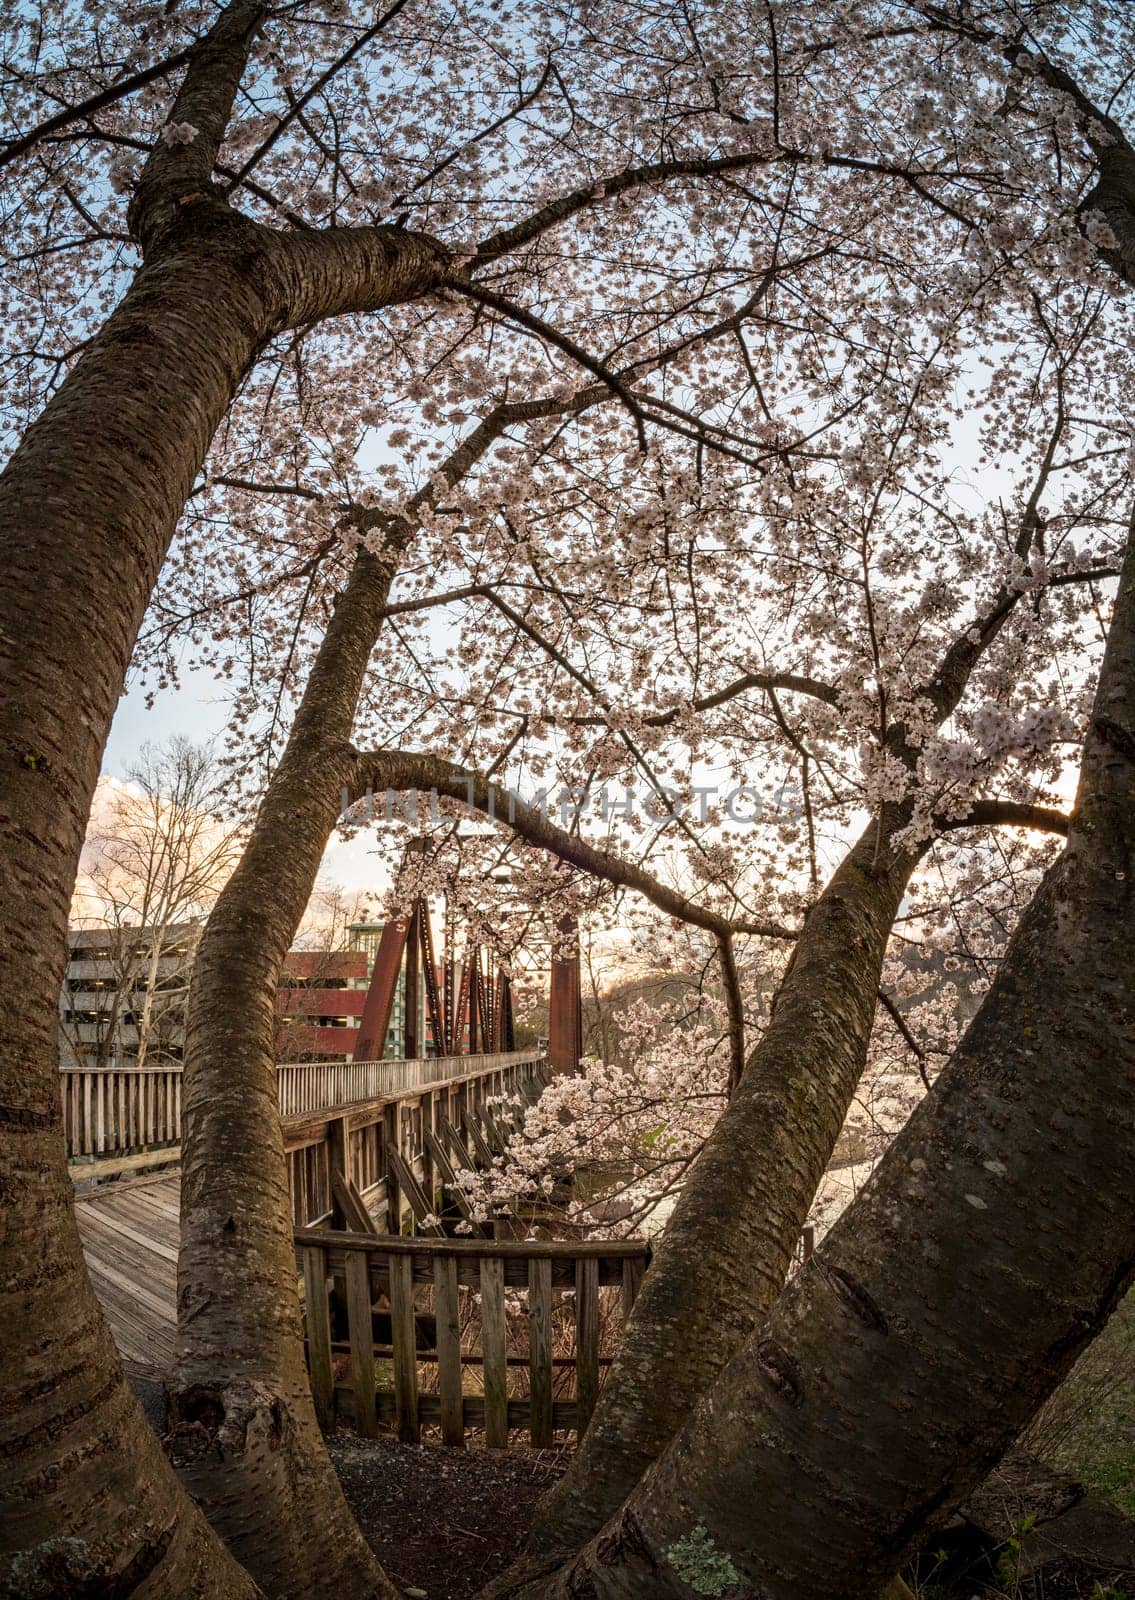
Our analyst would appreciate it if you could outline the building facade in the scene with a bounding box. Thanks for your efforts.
[61,922,438,1071]
[274,948,369,1063]
[60,921,202,1070]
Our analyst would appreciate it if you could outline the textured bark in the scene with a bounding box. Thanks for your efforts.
[170,378,672,1591]
[0,201,450,1590]
[487,541,1071,1591]
[171,549,402,1600]
[0,241,270,1598]
[1083,144,1135,287]
[168,387,562,1594]
[504,814,922,1581]
[522,522,1135,1600]
[0,9,453,1585]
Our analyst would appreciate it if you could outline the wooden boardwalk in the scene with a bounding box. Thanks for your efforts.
[75,1171,180,1374]
[70,1052,547,1382]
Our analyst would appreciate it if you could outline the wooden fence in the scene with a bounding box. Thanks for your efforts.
[61,1049,543,1162]
[61,1063,183,1159]
[295,1228,650,1447]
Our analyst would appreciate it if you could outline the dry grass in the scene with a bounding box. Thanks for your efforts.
[1025,1288,1135,1517]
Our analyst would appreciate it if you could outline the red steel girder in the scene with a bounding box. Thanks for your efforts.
[548,913,582,1075]
[353,917,409,1061]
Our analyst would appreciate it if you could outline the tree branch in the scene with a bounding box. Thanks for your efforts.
[129,0,266,249]
[876,986,931,1092]
[221,0,414,193]
[562,667,840,726]
[717,930,747,1093]
[0,45,195,172]
[346,747,796,942]
[452,281,650,448]
[937,799,1070,837]
[920,562,1120,723]
[473,149,789,262]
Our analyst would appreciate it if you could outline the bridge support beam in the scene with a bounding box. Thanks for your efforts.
[353,919,409,1062]
[547,915,582,1076]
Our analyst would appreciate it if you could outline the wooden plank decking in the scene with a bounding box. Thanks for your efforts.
[72,1054,547,1380]
[75,1171,180,1374]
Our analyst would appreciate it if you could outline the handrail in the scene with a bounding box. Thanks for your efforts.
[275,1049,541,1115]
[293,1226,648,1259]
[58,1047,540,1080]
[62,1048,544,1161]
[297,1225,650,1448]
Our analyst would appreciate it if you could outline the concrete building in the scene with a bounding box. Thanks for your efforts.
[61,920,434,1071]
[275,949,369,1063]
[60,922,202,1070]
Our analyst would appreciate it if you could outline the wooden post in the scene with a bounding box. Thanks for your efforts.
[528,1257,553,1448]
[420,1090,436,1208]
[385,1147,444,1236]
[383,1101,402,1234]
[621,1253,646,1320]
[328,1113,351,1229]
[425,1126,485,1234]
[345,1250,378,1438]
[575,1256,600,1437]
[480,1255,508,1450]
[433,1256,464,1447]
[439,1112,476,1174]
[463,1108,496,1170]
[388,1251,420,1443]
[302,1244,335,1431]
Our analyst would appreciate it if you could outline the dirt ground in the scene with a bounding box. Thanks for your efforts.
[329,1432,568,1600]
[329,1424,1135,1600]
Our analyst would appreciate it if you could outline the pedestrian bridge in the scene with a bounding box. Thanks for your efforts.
[70,1050,547,1377]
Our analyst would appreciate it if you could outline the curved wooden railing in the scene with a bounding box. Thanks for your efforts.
[296,1228,650,1448]
[280,1051,546,1231]
[275,1050,540,1116]
[62,1049,543,1162]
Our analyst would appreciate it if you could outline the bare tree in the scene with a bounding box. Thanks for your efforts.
[63,739,241,1073]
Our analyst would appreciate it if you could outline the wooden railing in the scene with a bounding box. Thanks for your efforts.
[276,1050,538,1117]
[282,1052,544,1233]
[295,1228,650,1447]
[61,1063,183,1159]
[61,1049,543,1162]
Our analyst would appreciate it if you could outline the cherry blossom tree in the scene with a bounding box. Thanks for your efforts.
[170,263,1123,1595]
[506,497,1135,1598]
[3,2,1135,1597]
[0,4,888,1587]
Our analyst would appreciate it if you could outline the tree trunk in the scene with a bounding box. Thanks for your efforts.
[521,522,1135,1600]
[168,396,575,1593]
[134,927,166,1073]
[0,246,273,1595]
[1084,144,1135,286]
[512,812,924,1579]
[170,552,402,1600]
[0,110,449,1585]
